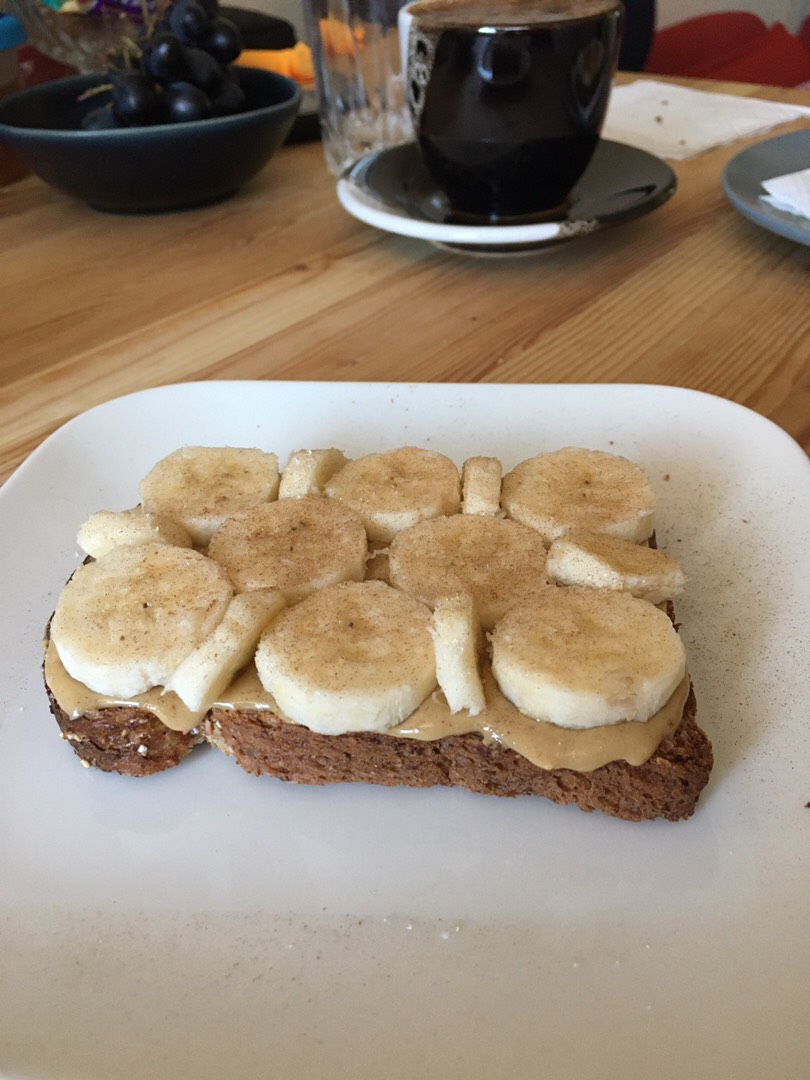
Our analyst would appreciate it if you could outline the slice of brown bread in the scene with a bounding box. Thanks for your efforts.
[201,684,711,822]
[45,664,712,819]
[46,684,203,777]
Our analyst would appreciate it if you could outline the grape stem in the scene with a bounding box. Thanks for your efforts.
[140,0,158,36]
[77,83,114,102]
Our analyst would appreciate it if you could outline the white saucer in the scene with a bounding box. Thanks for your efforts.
[337,139,677,254]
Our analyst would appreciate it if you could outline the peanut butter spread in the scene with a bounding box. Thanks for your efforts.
[45,642,688,773]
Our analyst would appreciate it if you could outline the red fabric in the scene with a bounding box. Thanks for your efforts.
[646,12,768,74]
[645,13,810,88]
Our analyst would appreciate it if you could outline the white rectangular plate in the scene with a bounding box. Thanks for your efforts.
[1,382,808,1080]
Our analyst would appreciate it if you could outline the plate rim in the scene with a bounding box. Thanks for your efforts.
[722,128,810,245]
[7,379,807,489]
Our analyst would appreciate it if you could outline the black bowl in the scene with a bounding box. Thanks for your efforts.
[0,67,301,213]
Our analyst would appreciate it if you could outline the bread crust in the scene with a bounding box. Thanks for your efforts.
[43,660,711,818]
[46,683,203,777]
[201,685,711,821]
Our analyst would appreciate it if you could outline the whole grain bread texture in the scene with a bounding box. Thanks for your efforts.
[45,664,712,820]
[46,683,203,777]
[202,684,711,822]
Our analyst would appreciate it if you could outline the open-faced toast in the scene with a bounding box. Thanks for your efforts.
[44,444,712,821]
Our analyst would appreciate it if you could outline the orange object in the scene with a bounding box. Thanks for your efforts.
[236,17,367,90]
[319,16,364,56]
[237,43,315,89]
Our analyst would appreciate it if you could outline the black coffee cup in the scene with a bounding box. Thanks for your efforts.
[405,0,623,222]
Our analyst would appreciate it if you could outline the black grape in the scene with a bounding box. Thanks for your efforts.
[205,17,242,64]
[142,32,187,83]
[111,70,163,125]
[82,105,122,130]
[211,76,245,116]
[164,81,212,122]
[183,46,225,92]
[168,0,211,44]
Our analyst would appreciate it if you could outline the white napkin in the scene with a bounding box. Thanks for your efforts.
[760,167,810,219]
[603,79,810,160]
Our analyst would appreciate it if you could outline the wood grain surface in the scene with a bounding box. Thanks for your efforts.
[1,77,808,486]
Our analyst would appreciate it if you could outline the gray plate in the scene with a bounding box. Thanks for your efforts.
[722,129,810,246]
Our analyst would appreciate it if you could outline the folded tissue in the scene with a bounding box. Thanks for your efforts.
[603,80,810,160]
[760,167,810,219]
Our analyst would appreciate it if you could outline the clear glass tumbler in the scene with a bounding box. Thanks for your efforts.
[304,0,413,176]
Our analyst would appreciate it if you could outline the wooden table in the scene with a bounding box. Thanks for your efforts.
[1,77,808,486]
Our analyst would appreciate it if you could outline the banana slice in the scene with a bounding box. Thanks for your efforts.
[430,594,486,716]
[278,448,349,498]
[491,587,686,729]
[461,456,503,516]
[324,446,461,543]
[547,531,685,604]
[139,446,280,546]
[255,580,436,735]
[207,495,367,602]
[388,514,548,629]
[77,506,193,559]
[501,447,656,544]
[164,589,286,713]
[50,542,233,698]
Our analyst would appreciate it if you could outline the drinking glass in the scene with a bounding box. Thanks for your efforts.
[304,0,413,175]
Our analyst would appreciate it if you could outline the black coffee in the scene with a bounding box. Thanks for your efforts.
[407,0,622,220]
